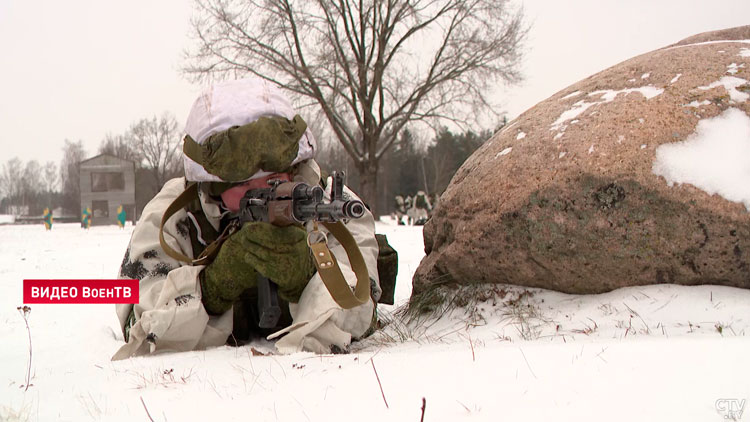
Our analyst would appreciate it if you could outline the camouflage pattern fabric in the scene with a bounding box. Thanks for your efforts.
[239,222,316,303]
[183,115,307,182]
[200,222,316,314]
[200,225,260,315]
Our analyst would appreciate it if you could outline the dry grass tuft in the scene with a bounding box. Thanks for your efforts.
[129,367,195,390]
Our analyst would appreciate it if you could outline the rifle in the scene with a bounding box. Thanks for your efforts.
[237,172,365,328]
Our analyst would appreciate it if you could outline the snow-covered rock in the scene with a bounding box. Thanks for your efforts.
[414,25,750,296]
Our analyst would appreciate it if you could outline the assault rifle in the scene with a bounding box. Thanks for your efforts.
[237,172,365,328]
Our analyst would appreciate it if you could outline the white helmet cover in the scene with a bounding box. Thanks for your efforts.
[183,77,317,182]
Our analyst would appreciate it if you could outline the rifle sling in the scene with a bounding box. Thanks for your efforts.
[311,222,371,309]
[159,183,234,266]
[159,184,370,309]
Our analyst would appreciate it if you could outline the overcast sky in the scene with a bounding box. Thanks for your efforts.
[1,0,749,168]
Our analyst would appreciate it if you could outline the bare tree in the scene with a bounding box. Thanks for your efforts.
[128,113,184,191]
[184,0,527,214]
[42,161,59,194]
[0,159,53,214]
[99,133,143,164]
[21,160,42,211]
[0,158,24,211]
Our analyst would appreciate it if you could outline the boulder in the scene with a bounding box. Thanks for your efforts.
[412,26,750,297]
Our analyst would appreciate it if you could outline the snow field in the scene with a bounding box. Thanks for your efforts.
[0,220,748,421]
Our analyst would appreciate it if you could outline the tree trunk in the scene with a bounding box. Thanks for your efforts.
[358,161,379,220]
[380,154,390,217]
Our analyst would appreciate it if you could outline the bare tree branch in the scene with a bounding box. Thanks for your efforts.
[183,0,527,214]
[127,113,184,191]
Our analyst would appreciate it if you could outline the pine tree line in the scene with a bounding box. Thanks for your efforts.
[1,120,500,219]
[316,125,500,216]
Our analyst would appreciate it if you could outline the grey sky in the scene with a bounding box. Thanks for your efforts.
[1,0,749,167]
[502,0,750,118]
[0,0,196,166]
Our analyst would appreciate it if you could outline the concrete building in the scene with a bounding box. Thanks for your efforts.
[79,154,136,226]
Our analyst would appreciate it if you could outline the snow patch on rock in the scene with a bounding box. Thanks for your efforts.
[495,147,512,159]
[670,74,682,84]
[499,120,518,135]
[653,108,750,209]
[685,100,712,108]
[727,63,745,75]
[551,101,598,130]
[550,87,664,130]
[667,39,750,50]
[516,131,526,140]
[561,91,582,100]
[699,76,749,103]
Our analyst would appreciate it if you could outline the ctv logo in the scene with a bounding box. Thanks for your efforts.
[716,399,746,420]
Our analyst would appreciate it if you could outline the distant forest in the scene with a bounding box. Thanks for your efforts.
[0,122,499,219]
[315,126,498,215]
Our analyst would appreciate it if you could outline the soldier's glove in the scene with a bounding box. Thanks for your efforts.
[200,222,317,314]
[241,222,316,303]
[200,223,261,314]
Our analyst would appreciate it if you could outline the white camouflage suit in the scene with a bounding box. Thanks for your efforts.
[112,78,380,360]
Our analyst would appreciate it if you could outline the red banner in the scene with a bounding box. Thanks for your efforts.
[23,279,139,304]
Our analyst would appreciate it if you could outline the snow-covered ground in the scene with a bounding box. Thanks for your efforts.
[1,219,748,421]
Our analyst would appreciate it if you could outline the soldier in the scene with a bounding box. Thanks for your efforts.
[412,190,432,225]
[393,195,406,225]
[404,195,414,225]
[113,77,381,360]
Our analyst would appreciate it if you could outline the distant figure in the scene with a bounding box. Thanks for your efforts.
[411,191,432,225]
[81,207,92,229]
[116,205,127,228]
[43,208,53,230]
[404,195,414,225]
[393,195,406,225]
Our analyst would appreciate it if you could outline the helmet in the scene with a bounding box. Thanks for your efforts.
[183,77,317,182]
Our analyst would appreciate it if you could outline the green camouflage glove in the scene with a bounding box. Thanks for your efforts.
[200,224,260,314]
[241,222,316,303]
